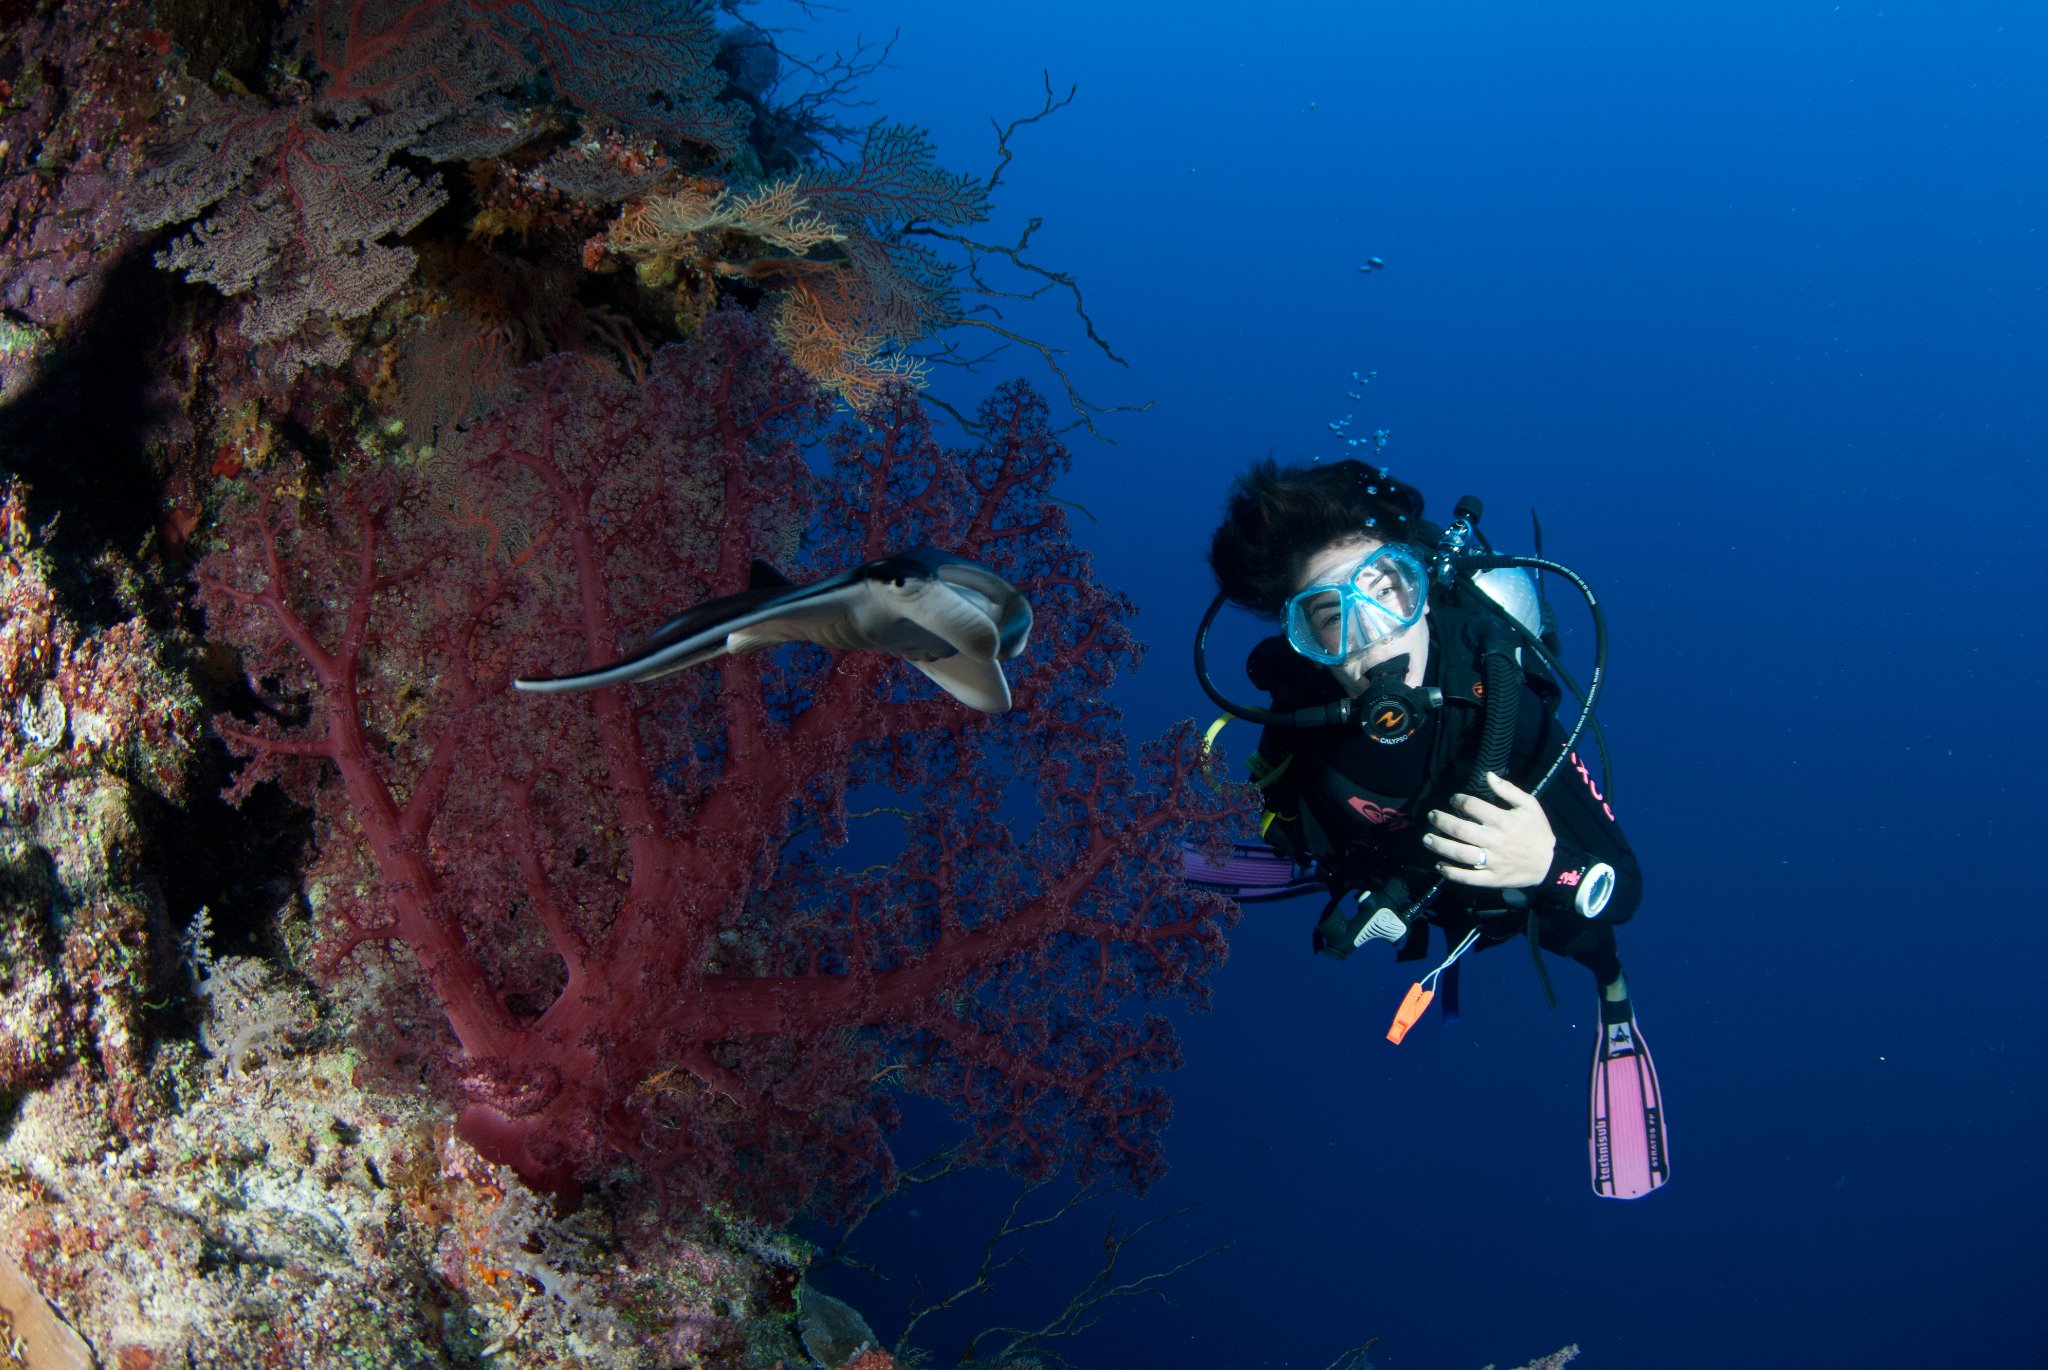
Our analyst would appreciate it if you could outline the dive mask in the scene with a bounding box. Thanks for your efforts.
[1283,546,1429,664]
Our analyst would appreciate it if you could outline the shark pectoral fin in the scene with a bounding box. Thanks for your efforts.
[906,584,1002,661]
[725,592,866,655]
[910,654,1013,714]
[997,606,1032,660]
[936,563,1032,660]
[724,628,789,655]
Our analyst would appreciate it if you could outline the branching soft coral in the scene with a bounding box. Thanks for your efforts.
[196,307,1237,1215]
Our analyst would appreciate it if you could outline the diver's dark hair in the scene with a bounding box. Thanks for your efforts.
[1207,458,1430,617]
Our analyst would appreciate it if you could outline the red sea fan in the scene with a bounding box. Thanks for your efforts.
[797,123,992,229]
[197,307,1238,1215]
[129,0,743,372]
[307,0,745,155]
[128,90,448,372]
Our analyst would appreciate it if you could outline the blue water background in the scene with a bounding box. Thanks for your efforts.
[785,3,2046,1366]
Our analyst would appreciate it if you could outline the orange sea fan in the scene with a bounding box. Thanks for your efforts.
[601,173,957,407]
[608,178,844,261]
[771,274,931,411]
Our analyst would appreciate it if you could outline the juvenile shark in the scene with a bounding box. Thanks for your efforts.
[513,547,1034,714]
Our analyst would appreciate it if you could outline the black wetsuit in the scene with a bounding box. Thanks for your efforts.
[1249,602,1641,985]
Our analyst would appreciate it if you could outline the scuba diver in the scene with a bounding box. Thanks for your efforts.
[1190,457,1669,1199]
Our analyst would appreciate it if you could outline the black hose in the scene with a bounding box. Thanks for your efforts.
[1468,645,1521,792]
[1461,553,1606,801]
[1516,631,1617,807]
[1193,592,1358,730]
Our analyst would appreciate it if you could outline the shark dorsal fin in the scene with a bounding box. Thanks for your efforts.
[748,559,794,591]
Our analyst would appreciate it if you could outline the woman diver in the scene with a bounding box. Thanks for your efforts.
[1196,457,1670,1199]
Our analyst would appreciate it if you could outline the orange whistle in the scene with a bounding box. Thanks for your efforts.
[1386,982,1435,1044]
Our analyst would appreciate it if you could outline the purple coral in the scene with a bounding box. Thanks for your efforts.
[197,308,1236,1214]
[310,0,745,154]
[129,90,447,371]
[129,0,744,372]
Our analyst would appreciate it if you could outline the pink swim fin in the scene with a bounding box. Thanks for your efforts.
[1589,1000,1671,1199]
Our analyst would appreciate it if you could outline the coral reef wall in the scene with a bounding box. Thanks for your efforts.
[0,2,1235,1365]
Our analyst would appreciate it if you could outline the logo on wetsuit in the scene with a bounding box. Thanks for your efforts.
[1347,796,1410,831]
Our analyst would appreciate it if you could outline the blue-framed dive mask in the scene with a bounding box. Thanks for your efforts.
[1283,546,1430,664]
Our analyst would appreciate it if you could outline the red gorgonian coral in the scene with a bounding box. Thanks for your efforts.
[196,308,1237,1214]
[128,0,742,372]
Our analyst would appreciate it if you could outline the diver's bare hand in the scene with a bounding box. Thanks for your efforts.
[1423,772,1556,888]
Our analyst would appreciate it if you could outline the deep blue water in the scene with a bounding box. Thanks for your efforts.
[793,3,2046,1366]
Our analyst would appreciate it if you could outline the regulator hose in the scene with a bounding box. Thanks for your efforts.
[1468,643,1523,791]
[1461,553,1607,801]
[1193,592,1363,729]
